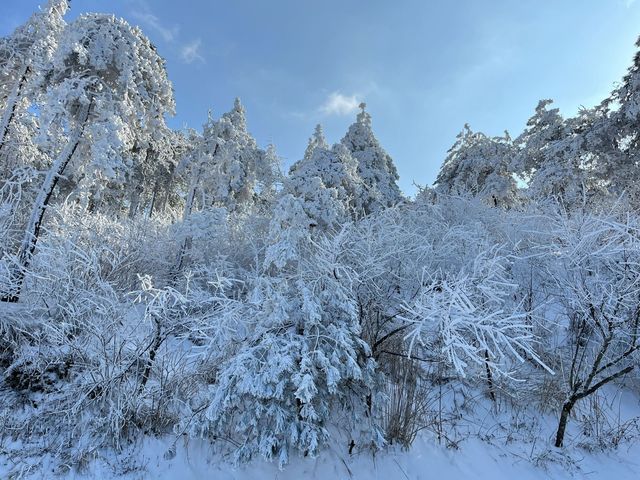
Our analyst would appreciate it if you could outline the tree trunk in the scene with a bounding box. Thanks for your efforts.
[484,349,496,402]
[128,184,143,219]
[138,317,163,393]
[1,100,91,303]
[147,178,160,218]
[174,182,197,274]
[554,397,576,448]
[0,65,30,154]
[174,143,218,277]
[129,151,149,219]
[174,158,206,275]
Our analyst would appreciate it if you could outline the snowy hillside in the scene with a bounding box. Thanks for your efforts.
[1,1,640,479]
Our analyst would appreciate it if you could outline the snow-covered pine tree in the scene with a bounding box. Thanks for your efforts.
[3,13,175,302]
[435,124,516,207]
[0,0,69,177]
[265,127,364,270]
[341,103,403,214]
[303,123,329,161]
[598,36,640,202]
[201,98,269,211]
[253,143,283,209]
[287,130,363,227]
[179,99,277,215]
[205,98,255,209]
[514,100,603,206]
[202,231,380,466]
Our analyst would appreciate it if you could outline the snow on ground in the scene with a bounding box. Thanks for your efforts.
[4,390,639,480]
[47,433,637,480]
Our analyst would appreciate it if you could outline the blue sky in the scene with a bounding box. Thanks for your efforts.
[3,0,640,195]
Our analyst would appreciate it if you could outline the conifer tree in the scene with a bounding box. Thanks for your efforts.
[3,14,175,301]
[514,100,603,205]
[435,124,516,207]
[303,123,329,161]
[341,103,403,214]
[0,0,69,174]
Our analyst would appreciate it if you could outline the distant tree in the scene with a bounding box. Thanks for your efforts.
[124,122,179,219]
[286,126,363,227]
[514,100,604,206]
[303,123,329,161]
[435,124,516,207]
[253,143,283,209]
[265,128,364,270]
[205,98,255,209]
[179,99,278,215]
[145,128,193,218]
[341,103,403,214]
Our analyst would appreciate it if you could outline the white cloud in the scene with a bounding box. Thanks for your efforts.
[319,92,361,116]
[131,11,179,42]
[180,39,205,64]
[130,11,179,43]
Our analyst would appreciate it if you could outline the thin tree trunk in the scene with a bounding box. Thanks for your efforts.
[484,349,496,402]
[128,184,143,219]
[554,364,634,448]
[0,65,30,154]
[174,145,217,275]
[129,151,149,219]
[147,178,160,218]
[174,175,197,274]
[138,317,163,393]
[1,100,91,303]
[554,398,575,448]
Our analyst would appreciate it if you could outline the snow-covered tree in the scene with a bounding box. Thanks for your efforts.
[286,137,363,226]
[178,99,280,218]
[514,100,604,206]
[0,0,69,155]
[205,98,256,209]
[264,194,314,270]
[122,121,182,219]
[303,123,329,161]
[47,15,175,212]
[264,129,365,272]
[594,37,640,201]
[145,128,193,218]
[341,103,403,214]
[529,209,640,447]
[194,99,273,211]
[3,13,175,301]
[253,143,283,209]
[435,124,517,207]
[201,231,380,466]
[0,0,69,180]
[400,247,550,380]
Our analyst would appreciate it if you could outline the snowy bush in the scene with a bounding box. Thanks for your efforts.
[196,231,382,466]
[400,248,551,381]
